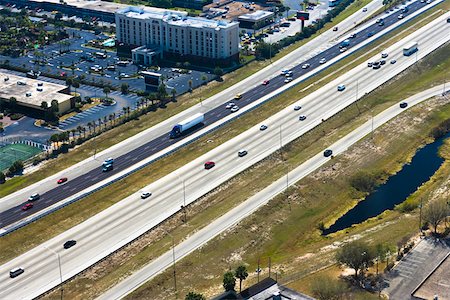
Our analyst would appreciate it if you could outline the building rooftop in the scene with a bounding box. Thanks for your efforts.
[117,6,238,29]
[30,0,131,14]
[0,71,72,108]
[238,10,274,22]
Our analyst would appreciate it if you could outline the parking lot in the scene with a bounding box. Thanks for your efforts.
[384,237,450,300]
[0,22,214,95]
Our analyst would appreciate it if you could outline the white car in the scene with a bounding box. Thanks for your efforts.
[294,105,301,111]
[284,77,293,83]
[225,102,235,109]
[103,157,114,165]
[230,105,239,112]
[398,14,404,19]
[362,7,367,12]
[319,58,327,64]
[302,63,310,69]
[340,47,347,53]
[337,84,346,91]
[141,191,152,199]
[381,52,389,58]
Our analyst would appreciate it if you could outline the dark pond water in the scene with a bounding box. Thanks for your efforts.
[323,132,450,235]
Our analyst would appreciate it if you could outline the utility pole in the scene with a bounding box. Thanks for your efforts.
[182,179,187,222]
[419,197,423,234]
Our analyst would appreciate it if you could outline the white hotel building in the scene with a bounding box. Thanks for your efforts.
[115,6,240,66]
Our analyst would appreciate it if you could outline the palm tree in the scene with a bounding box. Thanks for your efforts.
[77,126,83,138]
[171,88,177,101]
[87,122,93,135]
[70,128,77,140]
[126,106,131,117]
[103,86,111,99]
[235,265,248,292]
[188,79,193,92]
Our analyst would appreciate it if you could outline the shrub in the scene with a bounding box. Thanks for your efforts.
[9,113,24,120]
[349,171,378,193]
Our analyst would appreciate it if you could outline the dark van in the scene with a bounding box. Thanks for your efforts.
[10,268,24,278]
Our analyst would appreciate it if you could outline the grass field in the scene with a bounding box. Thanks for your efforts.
[0,143,42,171]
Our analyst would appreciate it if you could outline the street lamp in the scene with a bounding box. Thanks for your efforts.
[43,246,63,300]
[175,173,187,222]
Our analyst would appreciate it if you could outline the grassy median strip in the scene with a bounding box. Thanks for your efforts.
[40,36,450,299]
[0,0,377,198]
[0,2,448,264]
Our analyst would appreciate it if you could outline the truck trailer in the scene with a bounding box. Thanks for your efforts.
[403,42,418,56]
[169,113,205,138]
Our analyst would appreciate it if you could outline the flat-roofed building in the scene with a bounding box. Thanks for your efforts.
[238,10,274,30]
[115,6,240,66]
[0,72,73,114]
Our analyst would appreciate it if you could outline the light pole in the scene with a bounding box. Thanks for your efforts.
[355,79,361,114]
[419,197,423,234]
[182,179,187,222]
[163,229,177,297]
[44,246,63,300]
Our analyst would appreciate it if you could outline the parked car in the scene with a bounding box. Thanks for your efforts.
[63,240,77,249]
[323,149,333,157]
[204,161,215,169]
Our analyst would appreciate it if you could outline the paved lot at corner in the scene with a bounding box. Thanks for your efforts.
[384,237,450,300]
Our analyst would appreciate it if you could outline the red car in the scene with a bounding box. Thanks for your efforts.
[262,80,270,85]
[22,203,33,211]
[57,177,68,184]
[204,161,215,170]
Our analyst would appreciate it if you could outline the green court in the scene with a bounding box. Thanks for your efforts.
[0,143,42,171]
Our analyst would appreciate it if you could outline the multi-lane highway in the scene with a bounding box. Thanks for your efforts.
[100,82,450,300]
[1,11,448,299]
[0,0,437,230]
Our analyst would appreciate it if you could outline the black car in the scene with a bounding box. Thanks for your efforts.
[63,240,77,249]
[323,149,333,157]
[399,102,408,108]
[379,59,386,65]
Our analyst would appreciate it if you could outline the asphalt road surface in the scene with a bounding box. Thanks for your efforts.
[0,0,432,229]
[0,11,448,300]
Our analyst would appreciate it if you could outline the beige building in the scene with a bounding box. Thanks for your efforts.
[115,6,240,66]
[0,71,73,114]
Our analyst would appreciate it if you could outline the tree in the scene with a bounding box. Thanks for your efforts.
[121,83,129,94]
[311,275,348,300]
[157,83,167,101]
[185,292,205,300]
[0,172,5,184]
[214,66,224,78]
[41,101,49,110]
[50,100,59,116]
[373,243,393,275]
[188,79,193,92]
[336,240,374,280]
[72,81,80,95]
[9,97,17,109]
[423,199,450,234]
[65,77,73,91]
[201,75,207,85]
[223,271,236,291]
[103,86,111,99]
[171,88,177,101]
[234,265,248,292]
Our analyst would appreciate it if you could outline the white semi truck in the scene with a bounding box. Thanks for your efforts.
[169,113,205,138]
